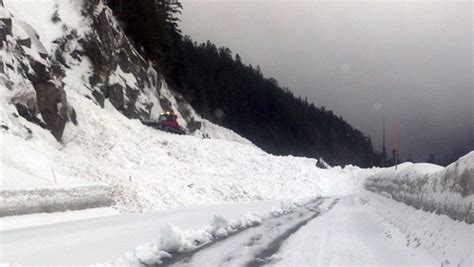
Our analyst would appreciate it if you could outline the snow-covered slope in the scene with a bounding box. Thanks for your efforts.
[0,0,374,215]
[3,88,374,213]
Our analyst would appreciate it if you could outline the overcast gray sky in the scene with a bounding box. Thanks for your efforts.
[179,0,473,163]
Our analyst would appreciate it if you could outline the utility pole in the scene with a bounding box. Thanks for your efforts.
[382,116,387,167]
[392,123,400,170]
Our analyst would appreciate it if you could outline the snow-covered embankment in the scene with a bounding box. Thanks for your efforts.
[363,152,474,266]
[365,152,474,223]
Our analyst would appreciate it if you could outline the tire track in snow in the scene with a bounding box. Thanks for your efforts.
[248,198,339,267]
[165,198,338,267]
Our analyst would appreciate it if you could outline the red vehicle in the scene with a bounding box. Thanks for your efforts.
[142,111,187,135]
[158,112,179,128]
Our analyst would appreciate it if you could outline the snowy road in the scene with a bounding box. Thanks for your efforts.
[166,198,333,266]
[167,196,436,267]
[268,195,436,266]
[1,196,439,265]
[0,201,284,265]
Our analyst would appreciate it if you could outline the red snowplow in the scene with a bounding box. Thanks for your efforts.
[141,111,188,135]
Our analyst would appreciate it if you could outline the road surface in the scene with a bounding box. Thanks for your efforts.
[0,196,436,265]
[166,196,435,266]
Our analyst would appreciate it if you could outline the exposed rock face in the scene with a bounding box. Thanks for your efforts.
[2,0,204,142]
[81,0,196,124]
[0,18,11,36]
[34,81,65,139]
[16,36,31,48]
[20,58,77,140]
[105,83,125,110]
[80,1,151,119]
[0,7,11,46]
[0,21,7,45]
[17,21,48,58]
[0,2,76,141]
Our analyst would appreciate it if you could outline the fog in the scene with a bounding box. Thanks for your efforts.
[179,0,473,163]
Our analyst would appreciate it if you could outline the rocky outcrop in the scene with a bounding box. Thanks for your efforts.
[1,0,204,143]
[0,3,76,141]
[80,0,196,125]
[0,5,11,47]
[34,81,65,139]
[23,60,76,140]
[81,0,153,119]
[17,21,48,58]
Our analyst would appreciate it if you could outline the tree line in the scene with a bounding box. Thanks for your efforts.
[106,0,383,167]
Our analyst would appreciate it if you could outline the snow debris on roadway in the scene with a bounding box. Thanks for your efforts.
[110,198,317,265]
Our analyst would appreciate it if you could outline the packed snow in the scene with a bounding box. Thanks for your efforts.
[268,196,437,266]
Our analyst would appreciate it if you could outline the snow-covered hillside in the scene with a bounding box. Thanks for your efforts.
[0,0,372,214]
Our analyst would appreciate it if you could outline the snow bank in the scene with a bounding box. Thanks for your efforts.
[365,152,474,223]
[363,192,474,266]
[110,198,314,265]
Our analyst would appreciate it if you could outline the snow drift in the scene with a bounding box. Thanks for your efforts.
[365,152,474,223]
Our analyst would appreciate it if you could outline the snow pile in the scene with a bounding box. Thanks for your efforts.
[363,192,474,266]
[365,152,474,223]
[111,198,316,265]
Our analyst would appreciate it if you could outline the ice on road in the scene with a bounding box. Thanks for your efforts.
[268,195,437,266]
